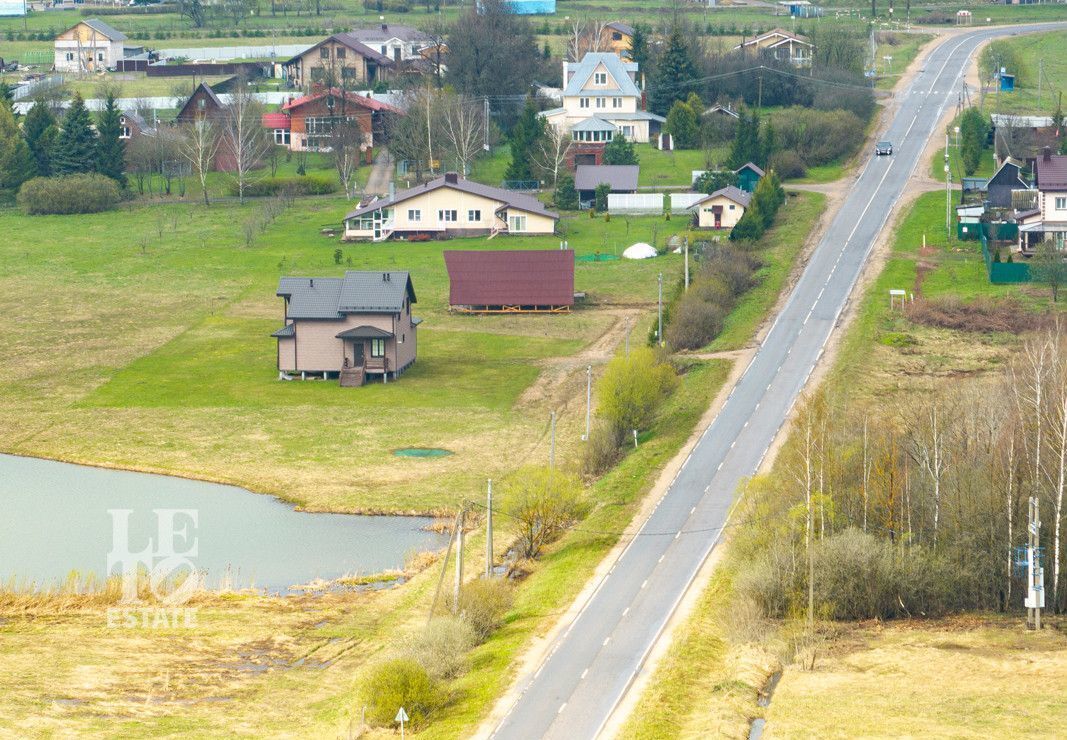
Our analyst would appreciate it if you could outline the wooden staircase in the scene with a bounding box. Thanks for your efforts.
[339,365,365,388]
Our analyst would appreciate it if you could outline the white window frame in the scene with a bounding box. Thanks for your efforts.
[1056,196,1067,210]
[408,208,421,222]
[595,97,606,109]
[594,72,607,84]
[580,98,590,109]
[612,97,622,109]
[370,338,386,357]
[120,126,131,140]
[468,209,481,222]
[508,214,528,232]
[273,129,290,145]
[439,209,458,223]
[65,52,74,61]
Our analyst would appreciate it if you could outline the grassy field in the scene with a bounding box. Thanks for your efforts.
[874,32,933,91]
[0,196,697,514]
[931,143,997,184]
[978,30,1067,116]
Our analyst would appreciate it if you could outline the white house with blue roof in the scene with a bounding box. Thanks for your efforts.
[540,52,664,145]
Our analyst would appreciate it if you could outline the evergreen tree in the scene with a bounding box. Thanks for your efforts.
[555,174,578,210]
[0,82,12,106]
[0,102,35,196]
[665,100,699,149]
[760,119,776,168]
[730,201,765,241]
[958,107,987,176]
[51,93,97,175]
[602,135,638,165]
[751,169,784,228]
[728,109,762,169]
[23,101,57,177]
[95,91,127,186]
[629,23,652,73]
[649,28,697,117]
[505,98,545,182]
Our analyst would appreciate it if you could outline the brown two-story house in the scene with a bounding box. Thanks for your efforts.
[272,271,420,387]
[283,34,393,91]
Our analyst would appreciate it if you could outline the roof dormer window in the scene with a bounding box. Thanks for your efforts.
[594,72,607,85]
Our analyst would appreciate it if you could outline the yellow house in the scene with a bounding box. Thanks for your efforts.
[540,52,664,144]
[343,173,559,241]
[689,186,751,230]
[54,19,128,73]
[733,28,814,68]
[599,22,634,58]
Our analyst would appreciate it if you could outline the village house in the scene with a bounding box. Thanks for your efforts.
[689,185,752,230]
[174,82,240,171]
[986,157,1030,209]
[264,89,400,153]
[733,28,814,68]
[1017,149,1067,253]
[597,21,635,58]
[272,271,420,387]
[283,33,393,91]
[540,51,664,165]
[444,249,575,313]
[54,19,132,73]
[574,164,639,208]
[339,24,435,64]
[118,110,155,142]
[343,173,558,241]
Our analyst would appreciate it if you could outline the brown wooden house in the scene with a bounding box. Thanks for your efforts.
[283,34,393,91]
[272,271,420,387]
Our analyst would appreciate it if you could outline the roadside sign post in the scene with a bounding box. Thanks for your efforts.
[396,707,409,739]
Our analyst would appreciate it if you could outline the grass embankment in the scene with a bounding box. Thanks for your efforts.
[0,198,693,514]
[874,32,933,91]
[978,30,1067,116]
[930,144,996,184]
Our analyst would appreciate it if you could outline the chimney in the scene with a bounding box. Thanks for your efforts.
[1044,146,1053,162]
[381,23,388,31]
[310,278,314,287]
[444,172,459,184]
[382,272,390,282]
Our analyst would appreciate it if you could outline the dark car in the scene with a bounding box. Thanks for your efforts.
[876,141,894,156]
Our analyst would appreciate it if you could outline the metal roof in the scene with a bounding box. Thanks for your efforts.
[80,19,127,41]
[574,164,639,191]
[342,24,432,44]
[570,116,617,132]
[277,272,415,319]
[444,250,575,307]
[734,162,766,177]
[1036,153,1067,190]
[336,325,394,339]
[271,323,296,338]
[690,185,752,209]
[344,175,559,221]
[563,52,641,98]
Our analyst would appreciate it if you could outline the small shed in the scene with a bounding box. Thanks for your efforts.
[734,161,765,193]
[443,249,575,313]
[999,71,1015,92]
[574,164,640,208]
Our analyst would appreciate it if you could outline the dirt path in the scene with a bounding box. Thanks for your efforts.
[365,149,394,196]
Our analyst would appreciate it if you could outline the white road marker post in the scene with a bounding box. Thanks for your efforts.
[396,707,409,740]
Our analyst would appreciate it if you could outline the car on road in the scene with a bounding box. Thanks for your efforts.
[876,141,894,156]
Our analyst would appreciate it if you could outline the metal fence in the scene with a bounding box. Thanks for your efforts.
[980,228,1030,284]
[12,74,63,101]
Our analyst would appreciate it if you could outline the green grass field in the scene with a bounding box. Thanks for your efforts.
[978,30,1067,116]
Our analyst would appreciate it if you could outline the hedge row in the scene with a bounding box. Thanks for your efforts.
[227,175,337,197]
[17,174,121,215]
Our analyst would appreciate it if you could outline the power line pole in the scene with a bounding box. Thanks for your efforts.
[1026,496,1044,630]
[485,480,493,578]
[657,272,664,346]
[428,510,459,625]
[549,410,556,468]
[945,133,951,236]
[453,505,465,611]
[683,236,689,291]
[583,365,592,442]
[1038,59,1043,109]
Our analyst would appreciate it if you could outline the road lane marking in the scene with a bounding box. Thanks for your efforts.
[641,579,648,589]
[581,669,589,680]
[558,703,567,715]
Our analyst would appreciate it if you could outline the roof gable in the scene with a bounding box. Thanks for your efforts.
[281,88,401,114]
[67,19,127,41]
[344,176,559,221]
[285,34,392,66]
[278,272,415,319]
[176,83,224,120]
[563,52,641,98]
[444,250,575,307]
[691,185,752,208]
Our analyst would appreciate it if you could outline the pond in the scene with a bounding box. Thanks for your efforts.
[0,454,448,594]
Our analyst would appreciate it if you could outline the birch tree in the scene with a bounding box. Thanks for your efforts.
[329,119,365,201]
[531,124,572,188]
[221,84,270,204]
[181,117,220,206]
[440,93,486,177]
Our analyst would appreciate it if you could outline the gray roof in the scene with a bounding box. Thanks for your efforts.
[287,34,392,66]
[690,185,752,208]
[336,325,393,339]
[574,164,640,192]
[564,52,641,98]
[344,175,559,221]
[342,24,432,44]
[277,272,415,319]
[734,162,765,177]
[571,116,617,132]
[271,323,295,338]
[81,19,127,41]
[599,111,666,123]
[606,21,634,36]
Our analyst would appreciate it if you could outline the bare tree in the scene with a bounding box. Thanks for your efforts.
[587,19,609,53]
[330,119,366,201]
[567,20,589,62]
[441,93,486,177]
[907,400,954,546]
[221,84,270,204]
[531,124,572,189]
[181,117,220,206]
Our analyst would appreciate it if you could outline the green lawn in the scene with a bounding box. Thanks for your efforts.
[637,145,719,188]
[931,143,996,184]
[874,32,933,91]
[978,30,1067,116]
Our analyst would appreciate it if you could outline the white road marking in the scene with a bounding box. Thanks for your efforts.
[581,669,589,680]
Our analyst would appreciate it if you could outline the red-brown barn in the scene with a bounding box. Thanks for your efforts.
[443,250,575,313]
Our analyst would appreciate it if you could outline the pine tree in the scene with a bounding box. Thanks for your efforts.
[760,120,776,169]
[23,101,56,177]
[649,28,697,117]
[602,135,638,165]
[629,23,652,72]
[505,98,544,182]
[51,93,97,176]
[728,109,762,169]
[0,82,12,106]
[555,174,578,210]
[95,91,127,186]
[0,102,35,195]
[665,100,699,149]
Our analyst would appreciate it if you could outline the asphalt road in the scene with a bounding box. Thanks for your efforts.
[491,23,1067,740]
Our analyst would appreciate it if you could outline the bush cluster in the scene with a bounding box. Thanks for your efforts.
[17,174,121,215]
[775,107,865,167]
[768,150,806,179]
[228,175,337,197]
[358,658,445,730]
[731,170,785,241]
[665,245,761,350]
[904,296,1039,334]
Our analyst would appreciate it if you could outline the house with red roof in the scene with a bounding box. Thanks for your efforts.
[1017,149,1067,253]
[264,89,402,153]
[444,249,575,313]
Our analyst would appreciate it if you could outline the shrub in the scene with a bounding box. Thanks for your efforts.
[597,347,679,433]
[456,578,514,641]
[665,294,728,350]
[17,174,121,215]
[904,296,1040,333]
[554,175,578,210]
[694,169,739,195]
[594,182,610,212]
[775,107,865,167]
[769,149,806,179]
[402,617,477,679]
[581,418,623,476]
[505,467,587,559]
[228,175,337,197]
[358,658,444,729]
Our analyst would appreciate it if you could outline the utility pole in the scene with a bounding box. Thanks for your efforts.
[683,236,689,291]
[1038,59,1043,109]
[757,67,764,111]
[428,510,460,625]
[1026,496,1044,630]
[483,97,490,152]
[583,365,592,441]
[453,506,464,611]
[485,480,493,578]
[549,410,556,468]
[657,272,664,346]
[945,133,951,236]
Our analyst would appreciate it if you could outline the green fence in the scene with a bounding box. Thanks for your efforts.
[960,220,1018,242]
[980,230,1030,284]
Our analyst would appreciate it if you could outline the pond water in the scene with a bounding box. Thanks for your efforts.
[0,453,448,594]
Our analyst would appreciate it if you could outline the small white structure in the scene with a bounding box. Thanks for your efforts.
[54,19,128,73]
[623,242,658,260]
